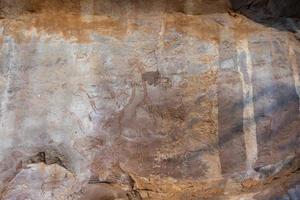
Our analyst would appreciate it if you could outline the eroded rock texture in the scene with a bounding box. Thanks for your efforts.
[0,0,299,199]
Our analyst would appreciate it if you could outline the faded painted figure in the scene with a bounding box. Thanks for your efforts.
[0,0,299,200]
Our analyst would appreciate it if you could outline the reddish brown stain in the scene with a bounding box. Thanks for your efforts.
[1,11,127,43]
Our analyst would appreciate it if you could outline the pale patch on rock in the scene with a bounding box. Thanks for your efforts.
[236,38,258,172]
[288,35,300,113]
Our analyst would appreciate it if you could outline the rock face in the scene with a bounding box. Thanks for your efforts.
[0,0,299,199]
[228,0,300,18]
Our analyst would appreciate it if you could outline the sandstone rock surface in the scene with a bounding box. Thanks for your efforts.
[0,0,299,199]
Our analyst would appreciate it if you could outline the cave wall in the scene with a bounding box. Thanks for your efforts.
[228,0,300,18]
[0,1,299,200]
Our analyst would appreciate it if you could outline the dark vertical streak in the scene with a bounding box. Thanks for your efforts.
[249,32,299,167]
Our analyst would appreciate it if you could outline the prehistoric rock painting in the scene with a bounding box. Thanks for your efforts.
[0,0,299,199]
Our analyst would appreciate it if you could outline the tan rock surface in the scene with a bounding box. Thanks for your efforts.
[0,1,299,199]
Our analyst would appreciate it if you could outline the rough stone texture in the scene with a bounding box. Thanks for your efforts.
[0,0,299,200]
[228,0,300,18]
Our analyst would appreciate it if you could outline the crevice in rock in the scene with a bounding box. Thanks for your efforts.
[25,151,70,172]
[254,154,299,179]
[125,173,143,200]
[237,154,300,199]
[227,0,300,38]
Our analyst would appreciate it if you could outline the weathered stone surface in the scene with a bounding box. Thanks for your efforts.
[2,163,77,200]
[0,0,299,199]
[228,0,300,18]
